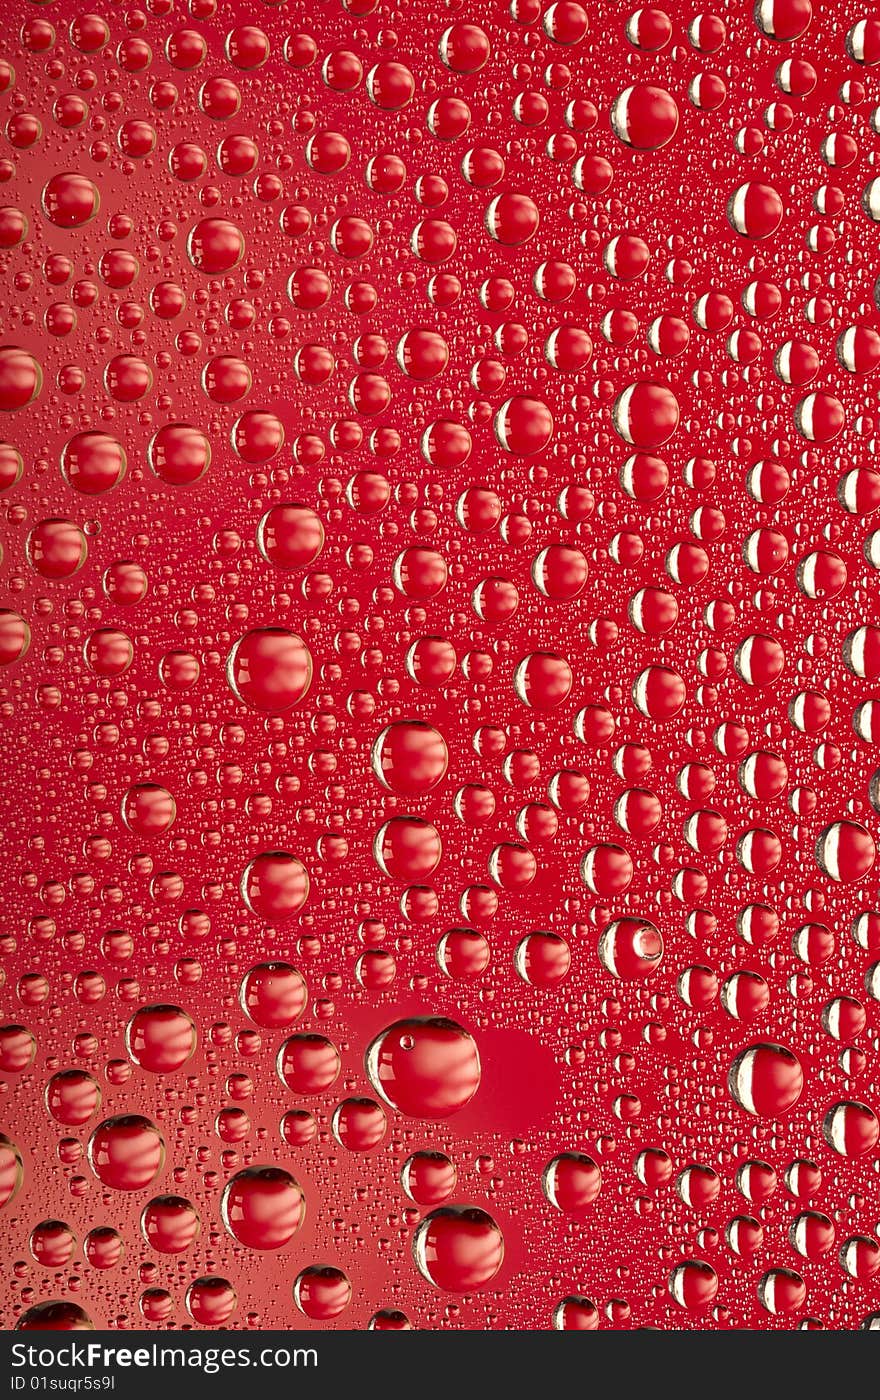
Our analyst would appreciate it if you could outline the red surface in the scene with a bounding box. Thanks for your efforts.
[1,0,880,1331]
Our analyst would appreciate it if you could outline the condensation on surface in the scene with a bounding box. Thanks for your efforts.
[0,0,880,1333]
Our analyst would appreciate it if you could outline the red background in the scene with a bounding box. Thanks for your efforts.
[1,0,879,1330]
